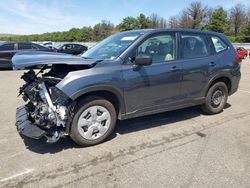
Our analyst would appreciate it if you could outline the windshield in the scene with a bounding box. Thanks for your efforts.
[81,32,141,60]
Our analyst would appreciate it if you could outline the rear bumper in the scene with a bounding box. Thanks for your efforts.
[229,74,241,96]
[16,105,45,139]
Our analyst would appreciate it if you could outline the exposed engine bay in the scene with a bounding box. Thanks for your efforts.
[16,65,89,143]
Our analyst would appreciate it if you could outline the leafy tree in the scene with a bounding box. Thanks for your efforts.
[243,22,250,36]
[137,13,152,29]
[93,20,114,41]
[1,3,250,43]
[81,27,94,41]
[205,7,229,33]
[118,16,140,31]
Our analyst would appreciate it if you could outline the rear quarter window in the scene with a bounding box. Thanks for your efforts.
[211,36,228,53]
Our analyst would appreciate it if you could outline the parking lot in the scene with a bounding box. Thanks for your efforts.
[0,59,250,188]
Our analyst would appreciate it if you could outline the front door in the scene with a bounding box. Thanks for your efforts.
[122,32,182,116]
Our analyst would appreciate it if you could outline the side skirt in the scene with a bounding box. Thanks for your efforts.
[120,97,205,120]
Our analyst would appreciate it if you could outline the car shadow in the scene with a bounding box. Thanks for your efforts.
[21,103,232,154]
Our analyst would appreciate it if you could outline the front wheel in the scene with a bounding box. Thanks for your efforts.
[70,97,117,146]
[201,82,228,115]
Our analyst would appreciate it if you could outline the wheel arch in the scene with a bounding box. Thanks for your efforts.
[70,86,125,120]
[205,75,232,96]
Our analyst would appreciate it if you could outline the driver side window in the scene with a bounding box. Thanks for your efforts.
[127,33,176,64]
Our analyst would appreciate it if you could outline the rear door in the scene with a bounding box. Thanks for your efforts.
[73,44,82,55]
[179,32,215,100]
[0,43,16,68]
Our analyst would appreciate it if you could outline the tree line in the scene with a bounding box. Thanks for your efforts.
[1,1,250,42]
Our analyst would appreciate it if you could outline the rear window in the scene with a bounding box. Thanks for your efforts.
[181,34,209,59]
[211,36,228,53]
[0,43,14,51]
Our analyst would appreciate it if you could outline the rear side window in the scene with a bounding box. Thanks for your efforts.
[211,36,228,53]
[0,44,14,51]
[63,44,73,50]
[18,43,32,50]
[181,34,209,59]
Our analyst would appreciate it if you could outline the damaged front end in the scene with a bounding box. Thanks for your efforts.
[16,68,72,143]
[14,51,98,143]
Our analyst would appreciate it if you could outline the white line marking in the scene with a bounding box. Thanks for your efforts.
[0,169,33,182]
[239,89,250,94]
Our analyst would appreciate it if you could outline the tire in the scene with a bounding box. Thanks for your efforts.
[70,96,117,146]
[201,82,228,115]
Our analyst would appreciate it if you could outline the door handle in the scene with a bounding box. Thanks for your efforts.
[171,66,180,72]
[209,62,216,67]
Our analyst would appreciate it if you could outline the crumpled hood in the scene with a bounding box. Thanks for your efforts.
[12,51,98,69]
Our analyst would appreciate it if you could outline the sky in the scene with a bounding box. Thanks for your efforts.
[0,0,249,35]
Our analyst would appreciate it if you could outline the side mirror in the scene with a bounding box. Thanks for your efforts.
[133,55,152,71]
[134,54,152,66]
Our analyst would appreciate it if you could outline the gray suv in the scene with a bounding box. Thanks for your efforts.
[14,29,241,146]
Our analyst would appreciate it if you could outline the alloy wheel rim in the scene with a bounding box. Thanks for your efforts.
[77,105,111,140]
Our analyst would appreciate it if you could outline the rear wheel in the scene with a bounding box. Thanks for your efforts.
[201,82,228,115]
[70,96,117,146]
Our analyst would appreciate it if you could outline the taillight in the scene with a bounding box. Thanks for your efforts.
[235,54,243,64]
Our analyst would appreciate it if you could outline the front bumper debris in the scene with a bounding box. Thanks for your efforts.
[16,105,45,139]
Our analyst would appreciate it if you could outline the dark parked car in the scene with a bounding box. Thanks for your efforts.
[13,29,241,146]
[0,42,54,69]
[55,43,88,55]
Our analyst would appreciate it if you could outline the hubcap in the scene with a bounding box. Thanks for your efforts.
[211,89,224,107]
[77,105,111,140]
